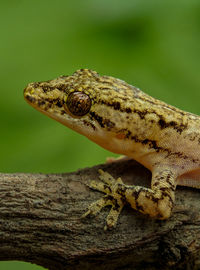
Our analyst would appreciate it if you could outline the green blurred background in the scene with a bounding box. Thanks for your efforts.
[0,0,200,269]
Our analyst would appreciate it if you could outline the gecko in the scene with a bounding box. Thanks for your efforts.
[24,69,200,229]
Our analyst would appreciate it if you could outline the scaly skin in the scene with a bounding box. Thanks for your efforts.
[24,69,200,229]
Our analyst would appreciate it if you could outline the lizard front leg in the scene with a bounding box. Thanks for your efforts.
[83,168,176,229]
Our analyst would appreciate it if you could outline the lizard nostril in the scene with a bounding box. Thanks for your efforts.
[24,84,34,95]
[23,84,36,104]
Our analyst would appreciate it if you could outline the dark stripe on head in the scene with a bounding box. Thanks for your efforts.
[25,95,36,104]
[89,111,115,130]
[99,99,188,133]
[83,120,96,130]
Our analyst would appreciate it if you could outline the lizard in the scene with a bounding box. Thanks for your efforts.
[24,69,200,230]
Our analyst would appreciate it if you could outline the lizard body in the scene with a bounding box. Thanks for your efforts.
[24,69,200,229]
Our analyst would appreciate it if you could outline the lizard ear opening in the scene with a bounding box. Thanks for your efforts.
[64,91,91,117]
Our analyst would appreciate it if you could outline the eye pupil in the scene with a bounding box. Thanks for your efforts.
[65,91,91,116]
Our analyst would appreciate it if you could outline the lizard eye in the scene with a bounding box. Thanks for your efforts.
[65,91,91,117]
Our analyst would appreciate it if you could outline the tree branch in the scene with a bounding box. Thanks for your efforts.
[0,160,200,270]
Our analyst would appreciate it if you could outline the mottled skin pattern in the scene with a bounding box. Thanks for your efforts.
[24,69,200,229]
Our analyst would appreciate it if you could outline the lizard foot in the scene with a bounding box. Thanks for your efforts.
[82,169,125,230]
[106,155,131,163]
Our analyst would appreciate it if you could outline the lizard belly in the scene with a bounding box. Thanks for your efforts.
[177,168,200,188]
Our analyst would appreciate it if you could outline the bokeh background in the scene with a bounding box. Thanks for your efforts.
[0,0,200,269]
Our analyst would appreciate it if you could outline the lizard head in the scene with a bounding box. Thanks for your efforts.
[24,69,139,153]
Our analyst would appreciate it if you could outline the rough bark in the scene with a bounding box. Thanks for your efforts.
[0,159,200,270]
